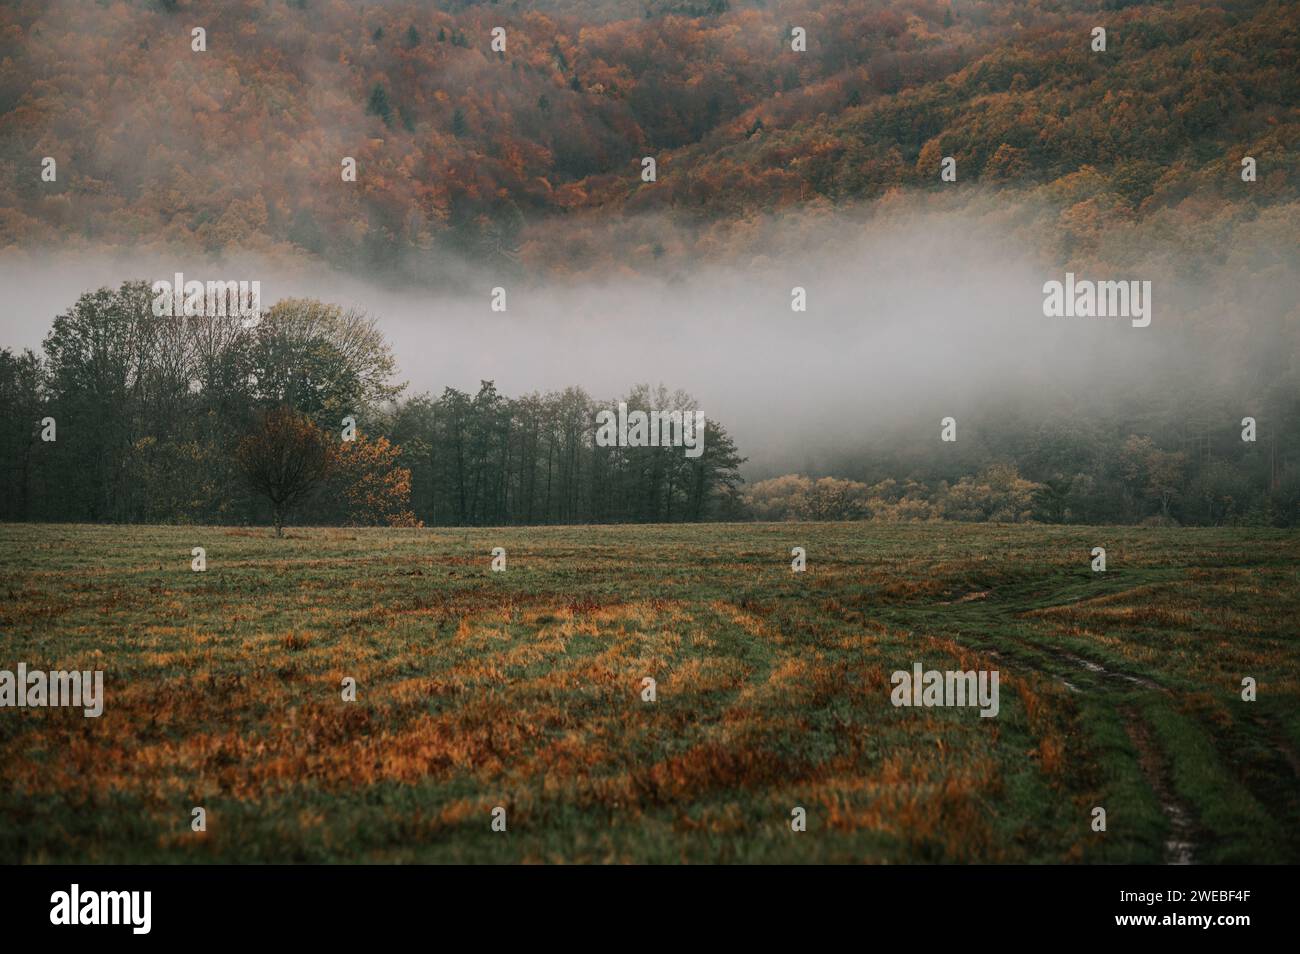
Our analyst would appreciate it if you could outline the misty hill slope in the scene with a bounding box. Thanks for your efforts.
[0,0,1295,278]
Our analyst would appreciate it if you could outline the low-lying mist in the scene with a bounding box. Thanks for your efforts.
[0,204,1281,479]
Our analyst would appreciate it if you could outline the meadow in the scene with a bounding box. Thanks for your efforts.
[1,521,1297,864]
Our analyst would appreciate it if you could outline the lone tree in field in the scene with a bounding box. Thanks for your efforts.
[237,406,333,537]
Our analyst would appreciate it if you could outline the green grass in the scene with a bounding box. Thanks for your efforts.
[0,521,1297,863]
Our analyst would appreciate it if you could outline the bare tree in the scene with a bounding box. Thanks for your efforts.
[236,406,333,536]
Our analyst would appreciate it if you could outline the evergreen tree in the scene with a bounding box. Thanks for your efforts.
[366,84,393,127]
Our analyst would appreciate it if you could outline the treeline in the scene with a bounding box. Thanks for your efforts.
[0,282,746,529]
[388,383,745,526]
[747,441,1300,528]
[742,363,1300,527]
[2,282,1295,530]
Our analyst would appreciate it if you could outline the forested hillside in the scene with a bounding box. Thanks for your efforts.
[1,0,1295,277]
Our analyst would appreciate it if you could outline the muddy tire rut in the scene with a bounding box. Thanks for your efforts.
[1120,706,1202,865]
[946,628,1201,864]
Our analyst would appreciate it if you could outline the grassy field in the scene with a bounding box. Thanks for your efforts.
[1,521,1297,864]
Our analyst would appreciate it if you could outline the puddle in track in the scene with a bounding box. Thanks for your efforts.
[976,647,1084,694]
[938,590,991,606]
[1051,650,1162,691]
[979,646,1102,696]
